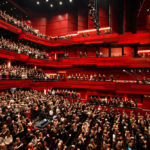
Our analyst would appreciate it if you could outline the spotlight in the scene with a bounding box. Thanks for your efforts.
[50,4,53,8]
[59,1,63,5]
[36,1,40,5]
[69,0,73,2]
[46,0,49,2]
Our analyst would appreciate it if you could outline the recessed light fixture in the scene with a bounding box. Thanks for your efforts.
[59,1,63,5]
[36,1,40,5]
[46,0,49,2]
[50,4,53,8]
[69,0,73,2]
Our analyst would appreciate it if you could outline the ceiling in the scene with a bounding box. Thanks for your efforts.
[13,0,88,13]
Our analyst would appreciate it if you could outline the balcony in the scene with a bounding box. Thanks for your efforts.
[0,19,22,34]
[0,80,150,95]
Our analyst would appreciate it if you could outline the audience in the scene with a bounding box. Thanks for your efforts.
[68,73,113,82]
[0,89,149,150]
[68,73,150,84]
[0,36,49,60]
[89,96,137,108]
[0,9,48,39]
[49,89,79,99]
[0,64,49,80]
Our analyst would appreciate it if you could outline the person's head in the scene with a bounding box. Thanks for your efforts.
[16,137,20,143]
[0,143,6,150]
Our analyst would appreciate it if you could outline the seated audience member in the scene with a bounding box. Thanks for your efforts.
[79,51,82,58]
[96,51,99,57]
[103,74,106,81]
[98,74,101,81]
[84,51,87,58]
[110,74,114,81]
[90,74,93,81]
[142,76,146,84]
[13,137,24,150]
[99,51,103,57]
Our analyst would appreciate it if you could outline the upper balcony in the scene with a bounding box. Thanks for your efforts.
[0,18,149,47]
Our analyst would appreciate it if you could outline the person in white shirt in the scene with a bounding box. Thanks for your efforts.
[4,131,13,146]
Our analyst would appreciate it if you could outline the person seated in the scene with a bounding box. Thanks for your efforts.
[96,51,99,57]
[79,51,82,58]
[110,74,114,82]
[142,76,146,84]
[13,137,24,150]
[98,74,101,81]
[90,74,93,81]
[84,51,87,58]
[103,74,106,81]
[93,73,97,81]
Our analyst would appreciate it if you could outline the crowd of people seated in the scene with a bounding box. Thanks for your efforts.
[0,36,49,60]
[68,73,113,81]
[0,64,48,80]
[0,9,48,39]
[89,96,137,108]
[48,89,79,99]
[68,73,150,84]
[0,89,149,150]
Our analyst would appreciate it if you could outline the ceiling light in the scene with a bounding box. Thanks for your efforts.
[59,1,63,5]
[50,4,53,8]
[36,1,40,5]
[46,0,49,2]
[69,0,73,2]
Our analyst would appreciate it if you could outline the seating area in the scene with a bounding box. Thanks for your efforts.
[0,0,149,149]
[0,9,48,39]
[67,73,150,85]
[0,64,48,80]
[0,89,150,150]
[0,36,49,60]
[89,96,137,108]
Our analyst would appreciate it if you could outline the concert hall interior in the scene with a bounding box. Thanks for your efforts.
[0,0,150,149]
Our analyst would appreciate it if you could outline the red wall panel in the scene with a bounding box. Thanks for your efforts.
[100,47,109,57]
[111,48,122,57]
[99,0,109,27]
[124,47,134,56]
[46,13,68,36]
[68,12,78,32]
[31,17,47,34]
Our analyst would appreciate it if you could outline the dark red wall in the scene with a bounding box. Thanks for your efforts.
[99,0,109,27]
[46,13,68,36]
[31,17,47,34]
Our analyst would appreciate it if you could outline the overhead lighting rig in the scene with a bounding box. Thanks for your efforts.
[88,0,100,35]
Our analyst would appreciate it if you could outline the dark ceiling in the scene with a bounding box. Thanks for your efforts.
[13,0,88,13]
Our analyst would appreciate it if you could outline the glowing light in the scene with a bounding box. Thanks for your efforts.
[36,1,40,5]
[50,4,53,8]
[138,50,150,53]
[46,0,49,2]
[59,1,63,5]
[78,27,111,33]
[69,0,73,2]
